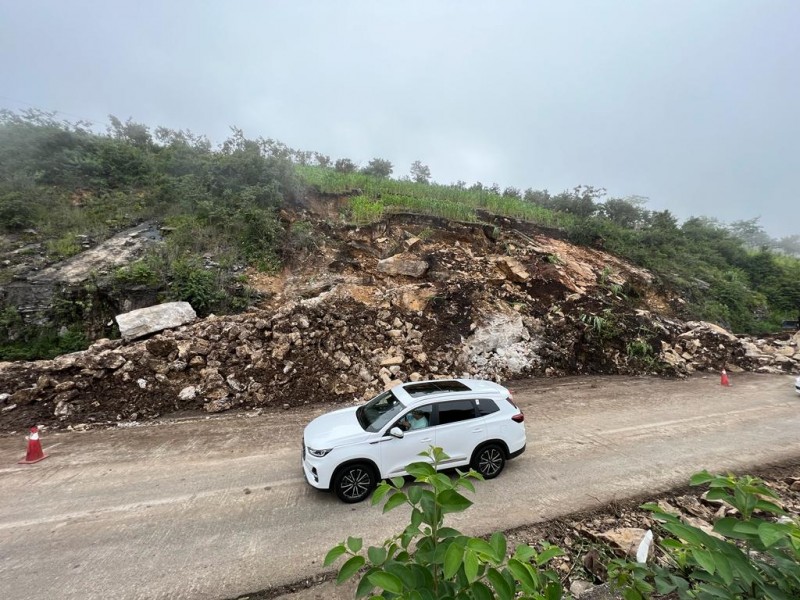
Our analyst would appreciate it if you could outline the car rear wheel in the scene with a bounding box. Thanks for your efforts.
[333,463,376,503]
[471,444,505,479]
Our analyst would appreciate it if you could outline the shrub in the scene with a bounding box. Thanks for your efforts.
[610,471,800,600]
[0,191,37,231]
[47,232,81,259]
[168,259,224,314]
[326,447,565,600]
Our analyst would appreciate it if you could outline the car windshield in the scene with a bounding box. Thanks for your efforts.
[356,389,406,432]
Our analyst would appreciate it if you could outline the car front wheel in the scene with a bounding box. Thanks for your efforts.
[471,444,505,479]
[333,463,376,503]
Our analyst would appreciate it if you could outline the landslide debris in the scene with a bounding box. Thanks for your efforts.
[1,213,798,433]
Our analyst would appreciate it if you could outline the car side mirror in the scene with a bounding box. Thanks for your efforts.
[388,427,404,439]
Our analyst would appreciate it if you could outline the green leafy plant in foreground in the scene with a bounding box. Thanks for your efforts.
[325,447,565,600]
[610,471,800,600]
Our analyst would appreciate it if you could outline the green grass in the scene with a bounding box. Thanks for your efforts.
[296,165,575,229]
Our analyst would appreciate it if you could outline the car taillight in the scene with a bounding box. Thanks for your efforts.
[512,413,524,423]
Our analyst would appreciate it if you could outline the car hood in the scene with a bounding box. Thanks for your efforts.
[304,406,371,449]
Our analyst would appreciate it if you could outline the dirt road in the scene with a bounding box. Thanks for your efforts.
[1,373,798,600]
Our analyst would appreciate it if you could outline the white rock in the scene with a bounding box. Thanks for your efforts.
[178,386,197,401]
[116,302,197,340]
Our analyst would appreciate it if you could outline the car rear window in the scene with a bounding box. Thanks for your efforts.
[475,398,499,416]
[436,399,477,425]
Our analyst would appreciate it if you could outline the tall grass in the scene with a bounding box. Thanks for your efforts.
[296,165,572,230]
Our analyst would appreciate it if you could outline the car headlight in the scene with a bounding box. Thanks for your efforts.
[307,447,332,457]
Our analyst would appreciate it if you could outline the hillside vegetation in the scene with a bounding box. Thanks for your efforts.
[0,109,798,360]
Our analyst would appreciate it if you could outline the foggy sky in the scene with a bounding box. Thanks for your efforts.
[1,1,798,238]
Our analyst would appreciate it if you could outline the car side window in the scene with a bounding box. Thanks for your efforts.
[391,405,432,432]
[475,398,499,416]
[434,399,477,425]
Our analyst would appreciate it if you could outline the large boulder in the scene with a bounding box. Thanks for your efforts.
[377,253,428,278]
[115,302,197,340]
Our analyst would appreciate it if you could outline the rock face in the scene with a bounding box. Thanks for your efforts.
[115,302,197,340]
[2,223,163,325]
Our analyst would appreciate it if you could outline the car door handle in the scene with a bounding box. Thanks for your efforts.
[471,428,483,433]
[420,437,432,443]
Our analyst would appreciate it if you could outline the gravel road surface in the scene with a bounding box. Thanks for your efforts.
[0,373,798,600]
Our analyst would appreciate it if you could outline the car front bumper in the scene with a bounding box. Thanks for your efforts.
[302,443,333,490]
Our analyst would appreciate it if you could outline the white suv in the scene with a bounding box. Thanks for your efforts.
[302,379,526,502]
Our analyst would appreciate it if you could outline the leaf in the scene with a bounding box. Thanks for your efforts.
[431,446,449,463]
[408,484,423,505]
[487,567,513,600]
[367,546,387,566]
[390,476,405,488]
[347,536,363,553]
[431,473,452,490]
[383,491,408,513]
[467,538,496,560]
[689,470,715,486]
[367,571,404,594]
[512,544,536,563]
[439,489,473,514]
[406,462,436,478]
[401,524,420,549]
[385,563,416,590]
[438,527,463,539]
[755,498,786,516]
[545,582,564,600]
[464,548,479,582]
[705,488,734,504]
[663,522,711,546]
[731,520,760,537]
[410,508,424,528]
[691,549,716,575]
[622,589,643,600]
[371,483,391,505]
[713,551,734,586]
[458,477,476,494]
[337,555,365,583]
[508,558,537,592]
[758,521,787,548]
[356,569,377,598]
[323,544,346,566]
[489,532,507,563]
[713,517,747,539]
[470,581,494,600]
[535,545,565,566]
[444,542,464,579]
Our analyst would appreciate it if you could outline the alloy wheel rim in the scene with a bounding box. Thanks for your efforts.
[341,468,371,499]
[479,449,502,476]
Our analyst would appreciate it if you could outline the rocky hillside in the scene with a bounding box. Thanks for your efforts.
[1,212,798,433]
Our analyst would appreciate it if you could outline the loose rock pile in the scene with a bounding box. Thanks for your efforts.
[1,214,797,433]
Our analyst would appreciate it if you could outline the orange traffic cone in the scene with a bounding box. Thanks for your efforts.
[720,369,730,387]
[18,426,48,464]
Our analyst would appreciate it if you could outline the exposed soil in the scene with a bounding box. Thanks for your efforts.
[1,212,798,436]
